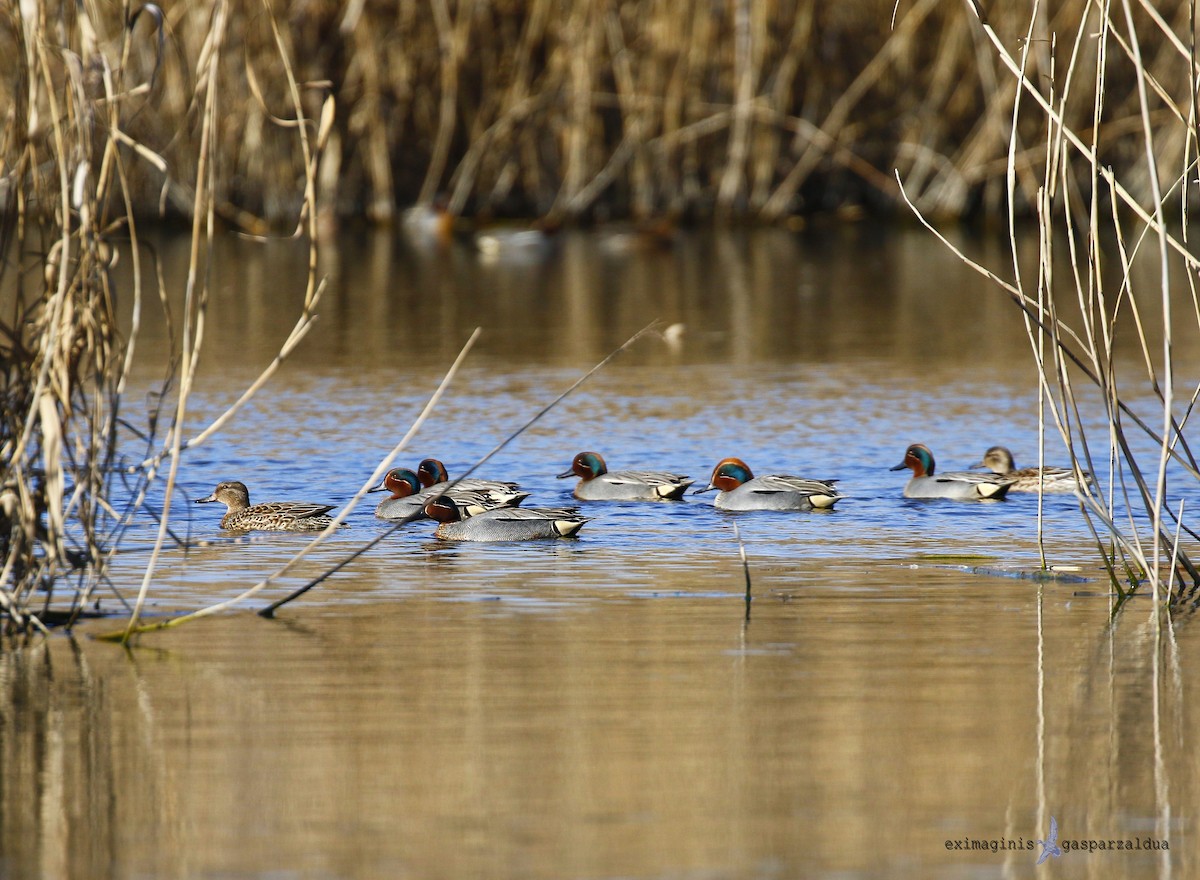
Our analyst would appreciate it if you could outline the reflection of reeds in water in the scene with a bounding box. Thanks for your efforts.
[904,6,1200,606]
[3,2,1197,227]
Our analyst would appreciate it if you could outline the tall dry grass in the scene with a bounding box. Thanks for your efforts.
[1,0,332,636]
[5,1,1198,230]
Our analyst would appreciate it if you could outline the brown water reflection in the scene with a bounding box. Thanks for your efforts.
[122,223,1200,382]
[3,225,1199,878]
[3,578,1195,879]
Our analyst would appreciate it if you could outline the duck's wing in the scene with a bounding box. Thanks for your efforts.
[1043,466,1076,479]
[1043,466,1092,485]
[252,501,336,519]
[753,474,842,496]
[454,478,523,493]
[935,470,1014,487]
[600,470,689,487]
[1013,465,1076,480]
[489,506,587,522]
[450,488,528,514]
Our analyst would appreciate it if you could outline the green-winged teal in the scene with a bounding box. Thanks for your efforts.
[424,495,590,541]
[195,481,341,531]
[370,467,526,521]
[971,446,1089,493]
[891,444,1014,500]
[473,218,560,263]
[416,458,527,505]
[400,198,455,249]
[694,457,842,510]
[556,451,694,501]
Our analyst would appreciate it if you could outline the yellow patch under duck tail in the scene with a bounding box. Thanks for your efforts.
[654,479,695,499]
[808,492,841,509]
[555,518,587,537]
[975,481,1011,499]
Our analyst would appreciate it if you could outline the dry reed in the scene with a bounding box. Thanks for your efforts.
[6,1,1199,230]
[905,1,1200,609]
[1,0,333,636]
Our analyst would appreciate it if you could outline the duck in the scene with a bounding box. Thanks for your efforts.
[369,468,525,521]
[595,218,679,257]
[473,217,561,264]
[195,480,341,532]
[693,457,843,510]
[890,444,1014,500]
[400,197,456,250]
[415,458,528,506]
[556,451,694,501]
[424,495,590,541]
[970,445,1088,493]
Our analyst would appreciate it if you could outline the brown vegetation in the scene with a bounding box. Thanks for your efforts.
[1,0,331,635]
[3,1,1198,229]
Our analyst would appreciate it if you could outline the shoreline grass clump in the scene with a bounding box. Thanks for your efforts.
[0,227,124,634]
[0,0,146,633]
[1,0,333,637]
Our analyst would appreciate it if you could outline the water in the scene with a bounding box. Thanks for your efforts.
[2,224,1198,878]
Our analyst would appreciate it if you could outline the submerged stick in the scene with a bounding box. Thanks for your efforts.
[735,521,752,622]
[259,320,661,617]
[256,327,485,616]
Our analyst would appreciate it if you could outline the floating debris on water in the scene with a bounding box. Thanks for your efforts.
[940,564,1092,584]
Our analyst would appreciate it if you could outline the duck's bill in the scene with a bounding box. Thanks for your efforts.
[555,471,575,479]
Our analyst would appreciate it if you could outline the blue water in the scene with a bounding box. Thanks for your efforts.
[104,224,1200,609]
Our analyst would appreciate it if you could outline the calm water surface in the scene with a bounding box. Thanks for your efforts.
[3,225,1199,878]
